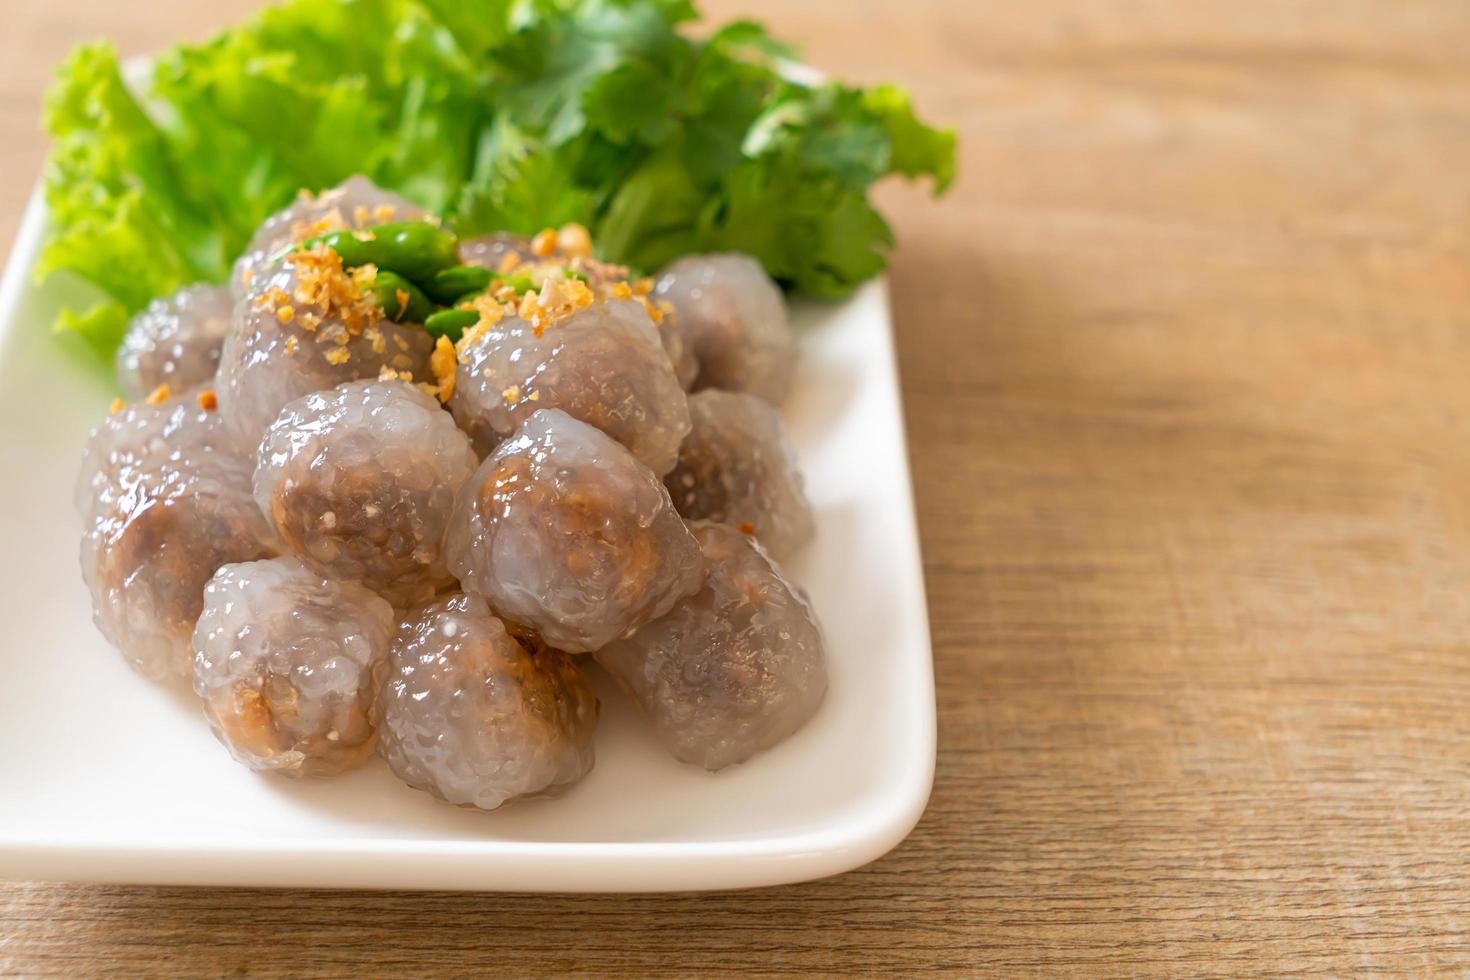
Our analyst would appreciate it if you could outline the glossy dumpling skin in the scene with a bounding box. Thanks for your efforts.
[217,251,433,449]
[254,380,478,607]
[665,390,814,559]
[449,299,690,473]
[457,233,536,272]
[657,314,699,392]
[653,253,794,403]
[595,521,827,771]
[445,409,704,653]
[79,403,277,681]
[75,392,233,521]
[115,283,232,400]
[193,557,395,777]
[457,231,628,289]
[379,592,599,810]
[231,175,424,299]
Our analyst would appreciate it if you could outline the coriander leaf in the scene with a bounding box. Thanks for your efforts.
[595,146,705,271]
[491,0,686,145]
[457,117,596,233]
[704,19,799,61]
[583,61,677,146]
[862,83,957,193]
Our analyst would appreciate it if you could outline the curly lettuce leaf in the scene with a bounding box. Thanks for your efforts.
[41,44,224,309]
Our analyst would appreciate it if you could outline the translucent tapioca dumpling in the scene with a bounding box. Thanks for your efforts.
[115,284,232,400]
[80,441,277,682]
[379,592,599,810]
[653,253,795,403]
[193,557,395,777]
[74,391,233,520]
[449,299,690,473]
[665,390,814,560]
[231,175,424,298]
[458,225,627,287]
[657,313,700,392]
[445,409,704,653]
[457,232,536,272]
[595,521,827,771]
[217,248,434,449]
[254,380,478,607]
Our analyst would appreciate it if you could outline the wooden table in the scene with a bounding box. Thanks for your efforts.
[5,1,1470,974]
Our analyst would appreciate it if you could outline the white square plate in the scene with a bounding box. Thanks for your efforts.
[0,191,935,892]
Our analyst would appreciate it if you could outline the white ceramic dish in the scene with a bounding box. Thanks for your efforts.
[0,191,935,892]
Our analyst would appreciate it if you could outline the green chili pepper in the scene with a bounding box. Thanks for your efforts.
[424,265,493,304]
[301,221,459,281]
[364,270,434,324]
[424,308,480,341]
[493,273,535,295]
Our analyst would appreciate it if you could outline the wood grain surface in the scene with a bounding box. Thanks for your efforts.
[5,0,1470,975]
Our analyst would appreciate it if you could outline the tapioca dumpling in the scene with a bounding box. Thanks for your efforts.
[217,250,433,449]
[595,521,827,771]
[457,233,536,272]
[193,557,395,777]
[448,299,690,473]
[115,284,232,400]
[254,380,478,607]
[658,316,699,391]
[231,175,424,298]
[458,228,628,288]
[81,448,277,682]
[379,592,599,810]
[665,390,814,559]
[653,253,795,403]
[444,409,704,653]
[74,391,232,521]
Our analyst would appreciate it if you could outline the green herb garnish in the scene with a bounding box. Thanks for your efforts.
[39,0,955,358]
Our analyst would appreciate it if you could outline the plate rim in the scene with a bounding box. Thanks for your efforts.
[0,189,936,892]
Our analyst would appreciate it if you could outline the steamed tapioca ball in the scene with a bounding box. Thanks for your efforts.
[217,248,433,449]
[379,592,599,810]
[74,388,232,520]
[254,380,478,607]
[231,175,424,299]
[457,232,536,271]
[459,225,627,288]
[444,408,704,653]
[449,298,690,474]
[656,311,700,391]
[665,390,814,560]
[193,557,395,777]
[80,451,277,682]
[653,253,795,403]
[594,521,827,771]
[115,283,232,400]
